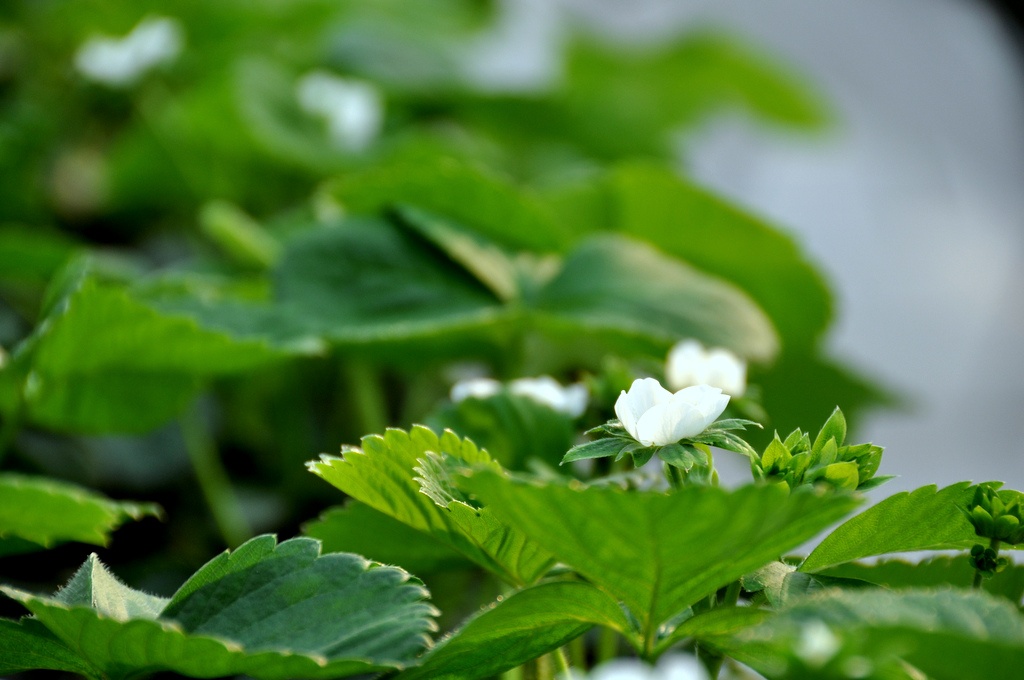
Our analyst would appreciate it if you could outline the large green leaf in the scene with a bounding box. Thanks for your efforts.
[0,536,437,679]
[543,164,832,347]
[325,158,569,251]
[303,501,471,575]
[274,217,508,353]
[309,426,555,586]
[532,234,779,364]
[14,277,293,433]
[733,589,1024,680]
[398,581,632,680]
[654,606,773,658]
[821,556,1024,605]
[463,472,859,650]
[800,483,980,573]
[0,618,96,676]
[0,473,160,551]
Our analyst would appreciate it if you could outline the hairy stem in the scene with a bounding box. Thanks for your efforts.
[341,359,388,435]
[180,404,251,548]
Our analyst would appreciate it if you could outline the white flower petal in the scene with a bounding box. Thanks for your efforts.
[665,340,705,391]
[704,348,746,397]
[509,376,589,417]
[296,71,383,152]
[614,377,672,441]
[665,339,747,396]
[450,377,501,402]
[75,17,183,88]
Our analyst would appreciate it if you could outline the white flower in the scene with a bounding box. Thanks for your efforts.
[509,376,588,418]
[614,378,728,447]
[795,620,841,667]
[666,340,746,397]
[450,375,588,418]
[564,654,708,680]
[450,377,502,403]
[296,71,383,152]
[74,17,183,88]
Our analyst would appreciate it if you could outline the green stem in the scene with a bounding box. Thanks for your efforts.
[567,636,585,672]
[552,647,572,678]
[341,359,388,435]
[665,463,685,490]
[722,580,742,608]
[180,404,251,548]
[596,626,618,665]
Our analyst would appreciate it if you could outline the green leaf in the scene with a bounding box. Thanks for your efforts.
[275,217,507,352]
[15,277,292,433]
[821,556,1024,605]
[801,483,981,573]
[302,502,471,575]
[741,561,873,609]
[561,437,632,464]
[542,163,831,346]
[1,536,437,679]
[393,205,522,302]
[0,473,160,550]
[462,472,859,647]
[325,158,569,252]
[398,581,632,680]
[532,234,778,364]
[429,391,577,471]
[812,407,847,456]
[0,618,97,677]
[0,224,80,288]
[309,426,555,586]
[654,606,773,658]
[738,589,1024,680]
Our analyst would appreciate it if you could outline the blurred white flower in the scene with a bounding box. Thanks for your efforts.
[74,17,183,88]
[450,377,502,403]
[565,654,708,680]
[666,340,746,397]
[614,378,728,447]
[296,71,383,152]
[795,620,841,667]
[509,376,588,418]
[450,375,588,417]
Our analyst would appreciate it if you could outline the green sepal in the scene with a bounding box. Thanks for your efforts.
[657,443,708,471]
[561,437,632,464]
[812,406,847,456]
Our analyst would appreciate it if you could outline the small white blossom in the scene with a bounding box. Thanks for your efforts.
[564,654,708,680]
[666,339,746,397]
[296,71,383,152]
[450,377,502,403]
[795,620,841,667]
[509,376,588,418]
[614,378,728,447]
[451,375,588,418]
[74,17,183,88]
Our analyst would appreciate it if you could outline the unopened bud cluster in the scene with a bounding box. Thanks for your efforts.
[965,483,1024,545]
[751,407,888,492]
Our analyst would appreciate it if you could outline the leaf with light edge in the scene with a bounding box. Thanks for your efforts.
[0,536,437,679]
[308,426,555,586]
[0,473,160,551]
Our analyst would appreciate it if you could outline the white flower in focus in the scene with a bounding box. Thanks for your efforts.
[614,378,728,447]
[74,17,183,88]
[450,377,502,403]
[666,339,746,397]
[296,71,383,152]
[509,376,588,418]
[451,375,588,418]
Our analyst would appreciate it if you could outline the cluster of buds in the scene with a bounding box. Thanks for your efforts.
[964,483,1024,545]
[969,544,1008,578]
[751,407,889,492]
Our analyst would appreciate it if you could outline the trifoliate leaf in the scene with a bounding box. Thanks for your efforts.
[462,472,859,649]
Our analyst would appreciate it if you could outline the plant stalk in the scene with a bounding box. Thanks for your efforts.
[341,359,388,435]
[180,404,251,548]
[972,537,1001,590]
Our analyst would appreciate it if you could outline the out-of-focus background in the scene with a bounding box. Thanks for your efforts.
[553,0,1024,494]
[1,0,1021,597]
